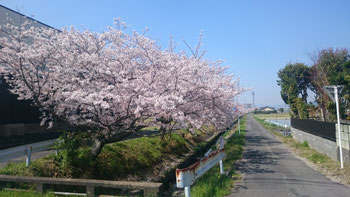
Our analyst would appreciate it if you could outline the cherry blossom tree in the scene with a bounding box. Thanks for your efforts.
[0,18,247,159]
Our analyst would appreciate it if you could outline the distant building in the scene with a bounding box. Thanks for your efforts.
[0,5,62,141]
[259,106,276,112]
[0,4,57,125]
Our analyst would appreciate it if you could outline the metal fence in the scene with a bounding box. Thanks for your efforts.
[291,118,336,141]
[265,119,291,128]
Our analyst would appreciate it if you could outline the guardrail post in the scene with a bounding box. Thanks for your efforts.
[25,146,32,167]
[36,183,44,194]
[219,160,224,174]
[184,186,191,197]
[86,186,95,197]
[238,118,241,135]
[176,149,226,197]
[144,188,159,196]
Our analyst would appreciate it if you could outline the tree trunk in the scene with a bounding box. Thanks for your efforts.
[91,138,106,161]
[320,107,325,121]
[90,132,133,160]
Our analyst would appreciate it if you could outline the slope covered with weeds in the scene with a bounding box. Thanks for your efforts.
[0,128,213,182]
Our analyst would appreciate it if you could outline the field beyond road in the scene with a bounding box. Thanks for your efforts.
[254,113,290,120]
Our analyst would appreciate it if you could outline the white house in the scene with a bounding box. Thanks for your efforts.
[259,106,276,112]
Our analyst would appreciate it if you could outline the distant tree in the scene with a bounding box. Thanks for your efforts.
[344,60,350,117]
[277,63,310,103]
[309,48,350,121]
[308,104,318,119]
[278,108,284,113]
[277,63,311,117]
[292,98,309,119]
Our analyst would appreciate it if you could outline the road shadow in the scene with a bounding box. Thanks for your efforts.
[234,132,287,174]
[245,135,282,147]
[235,148,283,174]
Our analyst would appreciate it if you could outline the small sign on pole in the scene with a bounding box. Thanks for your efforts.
[323,86,344,102]
[323,85,344,169]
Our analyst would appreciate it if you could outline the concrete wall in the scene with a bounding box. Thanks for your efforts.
[291,127,339,161]
[336,122,350,164]
[0,123,46,137]
[0,122,67,137]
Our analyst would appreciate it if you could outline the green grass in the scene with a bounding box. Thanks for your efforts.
[254,115,350,185]
[0,125,228,195]
[295,141,309,149]
[254,113,290,120]
[0,162,31,176]
[254,117,281,132]
[0,189,80,197]
[0,133,193,180]
[0,132,199,196]
[190,117,246,197]
[95,133,189,179]
[0,189,54,197]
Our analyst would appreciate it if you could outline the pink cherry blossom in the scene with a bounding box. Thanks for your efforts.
[0,18,248,159]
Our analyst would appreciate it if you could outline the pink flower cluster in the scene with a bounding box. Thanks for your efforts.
[0,18,248,139]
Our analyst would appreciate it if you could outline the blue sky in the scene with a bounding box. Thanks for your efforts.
[1,0,350,107]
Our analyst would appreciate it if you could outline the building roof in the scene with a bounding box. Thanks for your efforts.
[0,4,58,31]
[259,106,275,111]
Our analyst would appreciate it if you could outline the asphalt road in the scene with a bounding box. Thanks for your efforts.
[228,114,350,197]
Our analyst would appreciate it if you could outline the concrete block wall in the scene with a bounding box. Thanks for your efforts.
[336,123,350,149]
[336,123,350,163]
[291,127,338,161]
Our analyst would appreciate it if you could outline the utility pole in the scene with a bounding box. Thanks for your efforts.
[324,85,344,169]
[334,87,344,168]
[252,91,255,109]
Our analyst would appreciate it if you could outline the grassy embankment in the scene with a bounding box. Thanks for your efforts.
[254,115,350,185]
[0,127,217,196]
[0,132,189,178]
[190,116,246,197]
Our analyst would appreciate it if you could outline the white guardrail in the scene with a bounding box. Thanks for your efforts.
[264,119,290,128]
[0,139,55,167]
[176,136,226,197]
